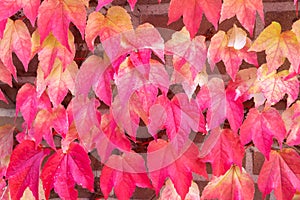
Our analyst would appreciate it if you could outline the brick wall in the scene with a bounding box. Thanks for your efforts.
[1,0,299,199]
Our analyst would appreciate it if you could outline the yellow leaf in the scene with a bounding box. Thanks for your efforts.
[250,22,300,73]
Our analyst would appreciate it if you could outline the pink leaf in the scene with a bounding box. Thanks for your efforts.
[159,179,200,200]
[72,96,101,152]
[165,27,207,73]
[206,78,244,132]
[96,111,131,162]
[18,0,40,26]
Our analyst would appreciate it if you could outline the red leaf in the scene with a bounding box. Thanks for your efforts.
[37,0,86,51]
[0,1,19,23]
[18,0,40,26]
[88,10,164,72]
[206,78,226,130]
[168,0,222,38]
[147,139,207,199]
[94,67,114,106]
[0,19,31,78]
[240,107,286,158]
[61,123,79,153]
[258,148,300,200]
[6,140,50,200]
[220,0,264,36]
[200,128,244,176]
[225,87,244,133]
[100,152,152,200]
[41,142,94,200]
[202,165,255,200]
[153,93,205,151]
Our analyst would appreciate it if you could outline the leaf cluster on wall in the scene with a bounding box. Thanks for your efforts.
[0,0,299,199]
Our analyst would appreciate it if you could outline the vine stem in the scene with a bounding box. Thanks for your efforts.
[282,142,300,154]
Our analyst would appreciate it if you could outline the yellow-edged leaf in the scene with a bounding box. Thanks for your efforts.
[250,22,300,73]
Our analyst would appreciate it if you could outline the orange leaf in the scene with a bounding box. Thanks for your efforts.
[0,19,31,78]
[0,124,14,166]
[250,22,300,73]
[208,25,258,80]
[37,59,78,107]
[85,6,133,51]
[0,60,12,87]
[31,30,75,78]
[250,64,299,107]
[201,165,255,200]
[283,101,300,145]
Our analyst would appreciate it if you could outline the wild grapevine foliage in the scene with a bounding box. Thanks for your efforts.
[0,0,299,199]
